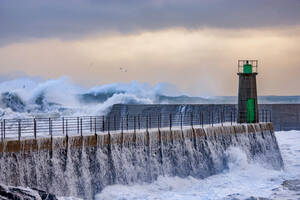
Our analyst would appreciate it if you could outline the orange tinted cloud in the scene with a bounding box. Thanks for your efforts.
[0,26,300,96]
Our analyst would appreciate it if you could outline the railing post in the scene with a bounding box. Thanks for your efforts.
[190,112,193,128]
[3,119,5,139]
[134,116,136,133]
[90,116,92,133]
[121,117,124,133]
[159,113,162,128]
[265,110,268,122]
[95,117,97,135]
[80,118,83,136]
[108,117,110,134]
[50,118,52,138]
[231,112,233,125]
[158,114,160,131]
[223,107,225,123]
[199,112,201,128]
[62,117,65,135]
[221,111,224,126]
[126,114,129,131]
[180,113,183,130]
[48,118,51,136]
[138,115,141,130]
[146,115,148,131]
[202,112,204,128]
[160,113,162,130]
[77,117,79,134]
[221,111,223,124]
[169,113,172,130]
[149,115,152,129]
[212,112,214,127]
[233,110,236,123]
[102,116,105,132]
[269,110,272,122]
[0,121,2,141]
[1,121,3,141]
[114,115,116,131]
[34,118,37,139]
[18,119,21,141]
[66,119,68,137]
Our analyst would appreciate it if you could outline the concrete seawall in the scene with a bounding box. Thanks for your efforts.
[0,123,283,199]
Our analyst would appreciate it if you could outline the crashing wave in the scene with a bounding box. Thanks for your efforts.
[0,92,26,112]
[1,76,300,119]
[0,78,183,118]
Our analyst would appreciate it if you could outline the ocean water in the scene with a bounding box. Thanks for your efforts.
[94,131,300,200]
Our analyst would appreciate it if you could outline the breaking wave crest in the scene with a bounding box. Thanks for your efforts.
[0,77,190,118]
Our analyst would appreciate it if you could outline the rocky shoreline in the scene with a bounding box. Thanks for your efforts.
[0,184,58,200]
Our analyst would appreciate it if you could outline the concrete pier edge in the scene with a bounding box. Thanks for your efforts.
[0,123,274,153]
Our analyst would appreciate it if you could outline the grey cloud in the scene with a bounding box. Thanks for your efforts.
[0,0,300,45]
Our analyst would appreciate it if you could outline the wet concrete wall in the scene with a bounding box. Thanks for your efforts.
[0,123,283,199]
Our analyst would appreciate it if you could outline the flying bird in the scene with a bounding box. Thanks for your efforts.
[120,67,128,73]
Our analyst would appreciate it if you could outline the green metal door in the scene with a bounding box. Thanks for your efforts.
[243,64,253,74]
[247,98,255,123]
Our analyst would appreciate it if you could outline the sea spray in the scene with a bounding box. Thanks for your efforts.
[0,78,186,118]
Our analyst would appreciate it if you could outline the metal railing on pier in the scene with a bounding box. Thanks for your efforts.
[0,110,272,141]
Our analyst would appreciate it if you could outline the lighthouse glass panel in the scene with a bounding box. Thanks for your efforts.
[243,63,253,74]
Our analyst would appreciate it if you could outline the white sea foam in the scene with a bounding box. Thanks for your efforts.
[95,131,300,200]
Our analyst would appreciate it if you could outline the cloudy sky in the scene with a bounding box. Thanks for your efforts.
[0,0,300,96]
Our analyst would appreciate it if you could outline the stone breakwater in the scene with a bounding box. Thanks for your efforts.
[0,123,283,199]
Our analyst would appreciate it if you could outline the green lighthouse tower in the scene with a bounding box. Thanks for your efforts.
[237,60,259,123]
